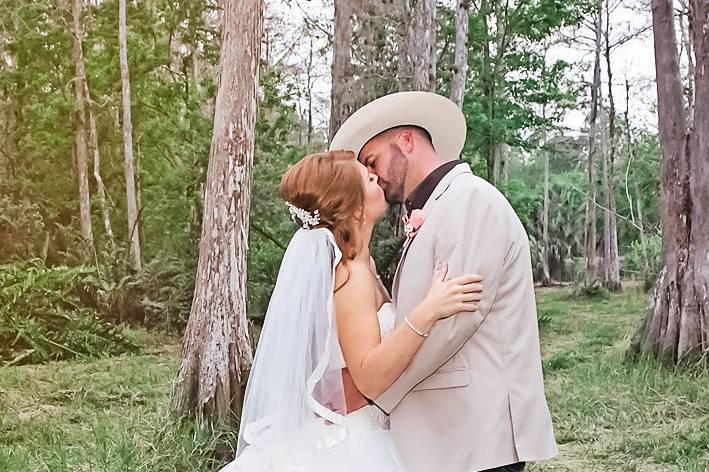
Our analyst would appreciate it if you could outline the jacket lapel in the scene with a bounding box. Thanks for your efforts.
[392,163,473,305]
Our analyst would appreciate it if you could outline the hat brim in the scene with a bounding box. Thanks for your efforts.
[329,91,466,162]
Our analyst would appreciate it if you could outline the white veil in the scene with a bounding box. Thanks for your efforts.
[223,228,348,471]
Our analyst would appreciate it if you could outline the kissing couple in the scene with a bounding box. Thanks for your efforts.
[220,92,558,472]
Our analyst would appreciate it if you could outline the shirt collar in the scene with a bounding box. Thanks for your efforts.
[404,160,462,216]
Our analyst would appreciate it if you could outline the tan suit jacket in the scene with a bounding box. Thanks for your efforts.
[375,163,558,471]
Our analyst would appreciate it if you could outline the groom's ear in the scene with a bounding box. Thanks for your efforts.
[397,129,416,154]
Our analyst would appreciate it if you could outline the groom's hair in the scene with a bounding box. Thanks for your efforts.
[381,125,434,149]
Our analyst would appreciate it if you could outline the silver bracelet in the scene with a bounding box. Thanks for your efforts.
[404,316,429,338]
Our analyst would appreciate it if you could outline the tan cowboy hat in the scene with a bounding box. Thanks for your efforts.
[329,91,467,161]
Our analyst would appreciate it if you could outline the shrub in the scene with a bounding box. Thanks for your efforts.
[0,262,137,366]
[623,234,661,290]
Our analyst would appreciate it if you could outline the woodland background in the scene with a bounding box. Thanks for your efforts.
[0,0,707,470]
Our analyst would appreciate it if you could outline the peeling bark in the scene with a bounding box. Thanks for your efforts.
[628,0,708,365]
[172,0,263,424]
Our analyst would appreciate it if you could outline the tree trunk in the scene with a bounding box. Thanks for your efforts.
[119,0,142,272]
[306,36,314,145]
[413,0,437,92]
[71,0,93,248]
[678,0,695,125]
[624,77,638,228]
[172,0,262,424]
[328,0,353,144]
[584,9,601,285]
[85,82,114,245]
[480,0,495,183]
[628,0,708,365]
[395,0,413,91]
[602,0,621,291]
[541,145,551,286]
[498,142,508,183]
[540,97,551,286]
[450,0,470,108]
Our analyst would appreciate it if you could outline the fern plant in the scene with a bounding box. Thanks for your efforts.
[0,262,137,366]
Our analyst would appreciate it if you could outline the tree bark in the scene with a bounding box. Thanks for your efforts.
[413,0,437,92]
[628,0,708,365]
[172,0,262,424]
[306,36,314,145]
[396,0,414,91]
[498,142,508,183]
[584,9,602,285]
[541,98,551,286]
[541,144,551,286]
[602,0,621,291]
[624,77,638,228]
[71,0,93,248]
[678,0,695,125]
[85,82,114,245]
[328,0,353,144]
[119,0,142,272]
[450,0,470,108]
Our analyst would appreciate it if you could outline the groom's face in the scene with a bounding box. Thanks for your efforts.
[359,136,408,205]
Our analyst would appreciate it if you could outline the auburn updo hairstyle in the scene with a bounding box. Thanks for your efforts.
[279,150,365,261]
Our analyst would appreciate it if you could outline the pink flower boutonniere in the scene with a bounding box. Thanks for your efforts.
[402,209,426,239]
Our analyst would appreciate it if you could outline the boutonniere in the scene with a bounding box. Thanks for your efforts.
[402,209,426,239]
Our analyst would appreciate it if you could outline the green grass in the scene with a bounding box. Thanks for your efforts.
[531,286,709,472]
[1,286,707,471]
[0,331,237,471]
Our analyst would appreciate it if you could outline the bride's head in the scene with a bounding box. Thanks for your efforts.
[280,150,388,260]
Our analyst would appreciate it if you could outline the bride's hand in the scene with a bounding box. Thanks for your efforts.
[421,261,483,321]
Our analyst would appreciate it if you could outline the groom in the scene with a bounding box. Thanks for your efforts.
[330,92,558,472]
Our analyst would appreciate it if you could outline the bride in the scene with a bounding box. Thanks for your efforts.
[219,150,483,471]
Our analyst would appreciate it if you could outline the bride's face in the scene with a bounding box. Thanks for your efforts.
[357,162,388,224]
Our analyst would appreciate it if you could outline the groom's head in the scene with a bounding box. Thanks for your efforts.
[358,125,438,205]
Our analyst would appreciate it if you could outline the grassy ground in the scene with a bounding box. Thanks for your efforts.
[1,286,707,471]
[531,286,708,472]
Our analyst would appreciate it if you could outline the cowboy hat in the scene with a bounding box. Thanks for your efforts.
[328,91,466,161]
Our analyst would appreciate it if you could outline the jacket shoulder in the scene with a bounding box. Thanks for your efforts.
[438,172,511,212]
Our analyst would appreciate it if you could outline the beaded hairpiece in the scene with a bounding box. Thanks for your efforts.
[286,202,321,229]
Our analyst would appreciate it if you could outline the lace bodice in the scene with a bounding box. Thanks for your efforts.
[377,302,396,339]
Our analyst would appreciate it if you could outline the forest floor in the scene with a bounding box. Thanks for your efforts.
[1,286,707,471]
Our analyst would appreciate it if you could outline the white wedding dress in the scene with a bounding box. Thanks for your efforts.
[220,299,405,472]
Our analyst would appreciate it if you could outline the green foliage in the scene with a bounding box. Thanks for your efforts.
[436,0,590,173]
[624,235,662,289]
[85,245,195,333]
[247,64,317,317]
[0,262,137,366]
[0,196,47,262]
[571,278,610,299]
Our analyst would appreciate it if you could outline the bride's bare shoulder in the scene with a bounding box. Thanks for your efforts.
[334,260,376,301]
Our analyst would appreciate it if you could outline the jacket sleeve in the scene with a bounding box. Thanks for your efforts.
[374,188,510,413]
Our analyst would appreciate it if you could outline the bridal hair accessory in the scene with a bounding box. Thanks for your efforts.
[286,202,321,229]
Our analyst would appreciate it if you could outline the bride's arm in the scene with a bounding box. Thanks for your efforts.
[334,261,481,400]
